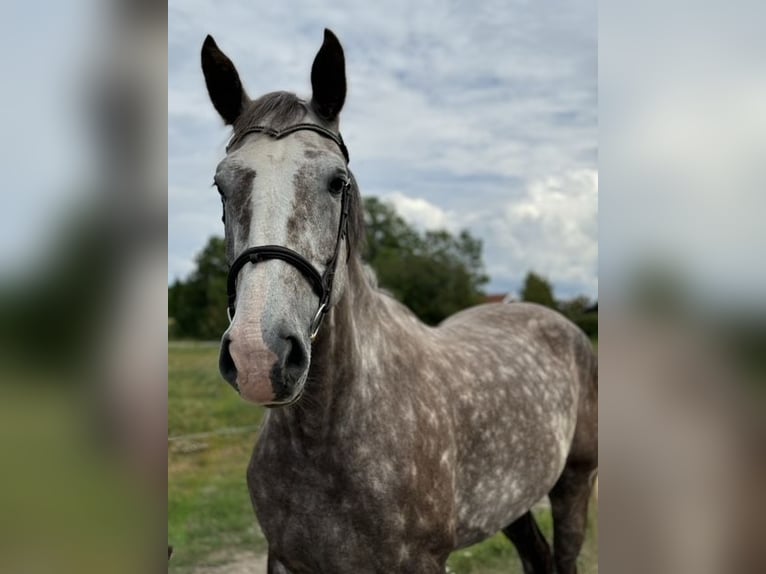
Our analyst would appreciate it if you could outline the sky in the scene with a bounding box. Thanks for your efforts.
[0,0,97,274]
[169,0,598,300]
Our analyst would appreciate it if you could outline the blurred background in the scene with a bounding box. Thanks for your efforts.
[0,0,167,573]
[599,1,766,572]
[0,0,763,572]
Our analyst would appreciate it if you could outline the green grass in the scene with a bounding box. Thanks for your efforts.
[168,342,598,573]
[168,342,262,436]
[447,504,598,574]
[169,343,267,572]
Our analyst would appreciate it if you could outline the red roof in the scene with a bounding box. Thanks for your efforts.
[484,294,507,304]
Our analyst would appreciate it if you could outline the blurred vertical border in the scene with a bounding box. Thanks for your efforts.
[600,0,766,572]
[0,0,167,572]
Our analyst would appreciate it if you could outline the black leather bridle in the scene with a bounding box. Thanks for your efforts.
[225,123,351,342]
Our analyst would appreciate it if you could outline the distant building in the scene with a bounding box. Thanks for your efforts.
[483,293,516,304]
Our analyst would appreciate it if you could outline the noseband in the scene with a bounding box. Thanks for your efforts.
[225,123,351,342]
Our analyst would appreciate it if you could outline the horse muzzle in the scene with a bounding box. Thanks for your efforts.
[220,327,309,405]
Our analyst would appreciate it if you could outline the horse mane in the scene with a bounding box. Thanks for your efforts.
[345,173,366,264]
[232,91,309,137]
[230,91,366,262]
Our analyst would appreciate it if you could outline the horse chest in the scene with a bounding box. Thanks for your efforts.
[247,430,456,570]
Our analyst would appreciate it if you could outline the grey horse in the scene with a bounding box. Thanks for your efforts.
[201,28,597,574]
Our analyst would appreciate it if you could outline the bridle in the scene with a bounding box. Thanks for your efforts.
[225,123,352,342]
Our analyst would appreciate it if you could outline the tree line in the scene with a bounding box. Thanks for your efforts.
[519,271,598,339]
[169,197,596,340]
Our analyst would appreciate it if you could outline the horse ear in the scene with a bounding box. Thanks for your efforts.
[310,29,346,122]
[201,35,249,125]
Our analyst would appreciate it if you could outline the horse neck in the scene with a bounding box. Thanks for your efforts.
[267,256,386,435]
[307,256,372,397]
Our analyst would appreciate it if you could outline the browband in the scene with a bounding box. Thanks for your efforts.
[226,123,349,163]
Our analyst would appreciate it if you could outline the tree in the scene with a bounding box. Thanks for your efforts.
[169,237,228,340]
[558,294,598,340]
[520,272,557,309]
[558,295,591,318]
[363,197,421,262]
[363,198,488,325]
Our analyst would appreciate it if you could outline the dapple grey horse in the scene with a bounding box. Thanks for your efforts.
[201,29,597,574]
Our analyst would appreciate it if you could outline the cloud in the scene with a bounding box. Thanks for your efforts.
[382,192,457,231]
[484,169,598,298]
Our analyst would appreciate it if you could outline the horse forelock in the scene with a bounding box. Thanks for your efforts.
[225,91,366,263]
[231,91,310,145]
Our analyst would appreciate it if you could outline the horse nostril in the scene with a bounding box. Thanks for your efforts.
[283,336,307,381]
[219,335,239,392]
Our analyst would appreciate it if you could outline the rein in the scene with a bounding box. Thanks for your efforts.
[225,124,351,342]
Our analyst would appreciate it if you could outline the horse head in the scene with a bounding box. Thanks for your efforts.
[201,30,361,405]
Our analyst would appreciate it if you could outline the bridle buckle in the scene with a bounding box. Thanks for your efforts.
[309,302,328,342]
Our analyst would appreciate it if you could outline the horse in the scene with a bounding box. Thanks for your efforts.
[200,29,598,574]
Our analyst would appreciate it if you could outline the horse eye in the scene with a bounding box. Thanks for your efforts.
[328,176,347,195]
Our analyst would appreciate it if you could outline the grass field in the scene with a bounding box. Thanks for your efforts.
[169,342,598,573]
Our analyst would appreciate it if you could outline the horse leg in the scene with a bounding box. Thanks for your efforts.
[267,552,291,574]
[502,511,554,574]
[548,465,595,574]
